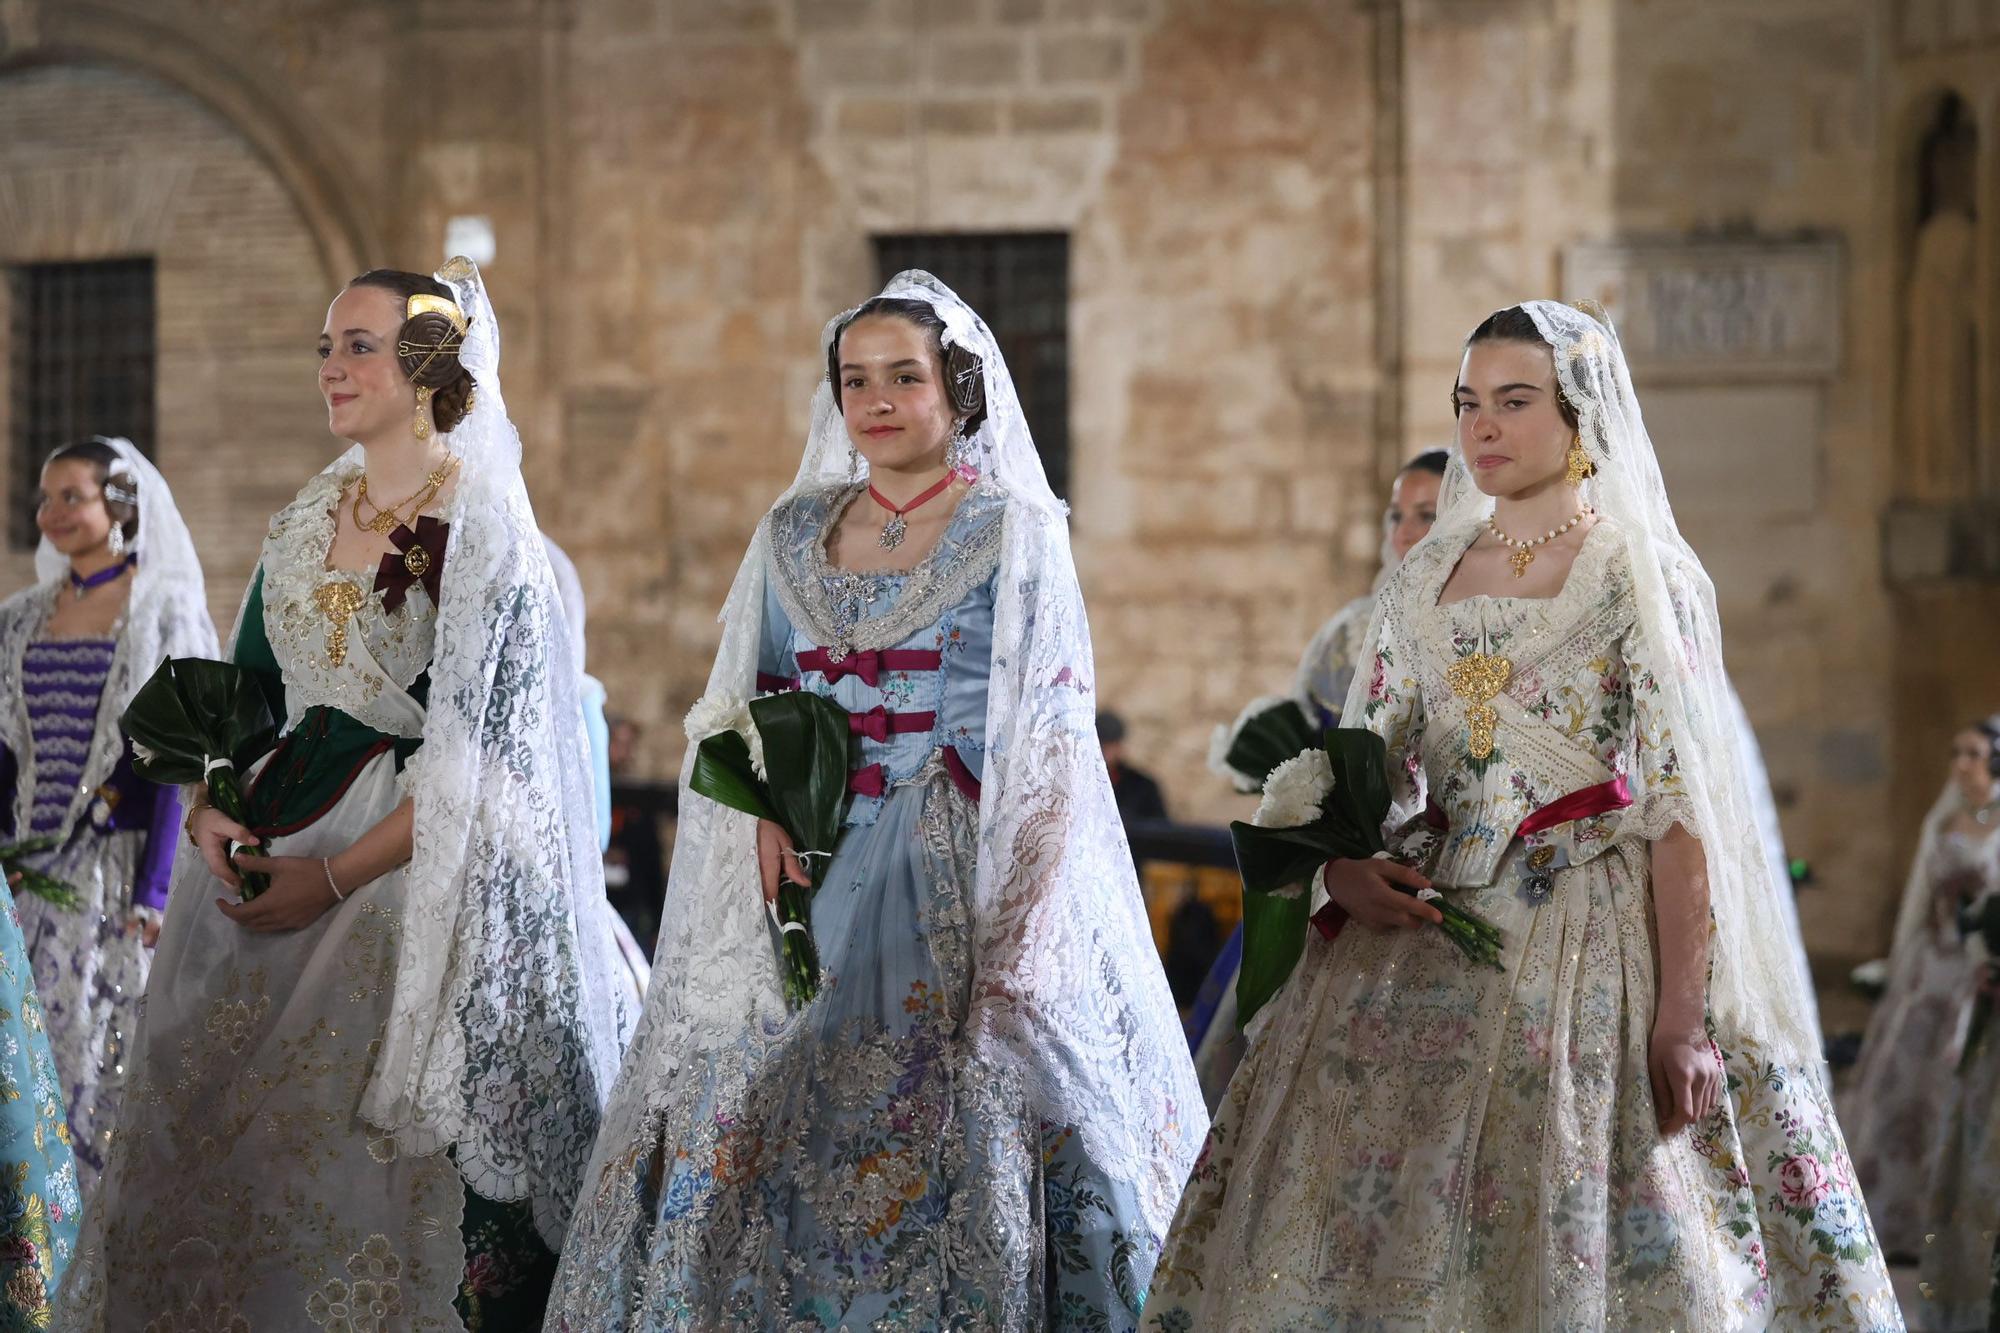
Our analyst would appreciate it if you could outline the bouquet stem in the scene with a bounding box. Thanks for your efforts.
[773,879,821,1007]
[0,836,82,910]
[1430,895,1506,969]
[205,766,269,899]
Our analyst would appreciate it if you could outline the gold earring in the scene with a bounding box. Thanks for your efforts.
[413,385,435,440]
[1564,434,1594,486]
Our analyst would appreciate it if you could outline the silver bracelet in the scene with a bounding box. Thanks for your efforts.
[322,858,346,903]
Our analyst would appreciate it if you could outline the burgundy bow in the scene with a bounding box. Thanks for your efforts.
[851,706,892,743]
[820,651,886,688]
[849,764,885,798]
[377,517,449,614]
[798,648,942,689]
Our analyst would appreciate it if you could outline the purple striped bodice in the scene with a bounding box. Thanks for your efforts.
[21,639,115,836]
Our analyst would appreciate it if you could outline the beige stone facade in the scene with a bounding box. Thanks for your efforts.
[1,0,1994,976]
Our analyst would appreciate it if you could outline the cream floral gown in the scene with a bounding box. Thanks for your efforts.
[1142,520,1902,1332]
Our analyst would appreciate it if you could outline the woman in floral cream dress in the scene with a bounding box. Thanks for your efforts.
[1142,302,1901,1331]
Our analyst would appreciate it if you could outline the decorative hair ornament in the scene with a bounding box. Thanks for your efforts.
[406,293,469,336]
[103,472,138,509]
[1568,297,1611,325]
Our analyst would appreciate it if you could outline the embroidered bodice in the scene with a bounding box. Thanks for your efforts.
[20,638,115,836]
[1358,518,1696,888]
[257,464,439,739]
[760,481,1004,829]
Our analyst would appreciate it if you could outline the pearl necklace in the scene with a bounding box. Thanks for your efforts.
[1487,505,1594,578]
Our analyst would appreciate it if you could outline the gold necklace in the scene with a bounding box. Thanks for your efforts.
[354,458,457,535]
[1486,505,1592,578]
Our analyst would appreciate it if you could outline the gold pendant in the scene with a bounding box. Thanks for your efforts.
[312,580,367,668]
[1446,652,1513,760]
[1509,546,1535,578]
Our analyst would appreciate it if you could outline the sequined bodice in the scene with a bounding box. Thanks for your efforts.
[761,482,1005,828]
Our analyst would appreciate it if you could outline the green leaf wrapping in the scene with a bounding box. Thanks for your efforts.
[749,692,851,864]
[121,658,277,786]
[1224,699,1320,789]
[688,731,776,823]
[120,657,278,899]
[685,692,852,1008]
[1231,727,1395,1026]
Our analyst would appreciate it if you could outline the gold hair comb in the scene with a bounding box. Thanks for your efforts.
[406,293,469,335]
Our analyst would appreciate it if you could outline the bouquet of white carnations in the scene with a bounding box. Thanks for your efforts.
[1230,728,1503,1024]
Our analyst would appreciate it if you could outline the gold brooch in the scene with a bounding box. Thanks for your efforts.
[1446,652,1513,760]
[312,581,367,668]
[402,544,432,579]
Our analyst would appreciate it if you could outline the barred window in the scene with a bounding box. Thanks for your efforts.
[8,258,157,549]
[873,234,1070,499]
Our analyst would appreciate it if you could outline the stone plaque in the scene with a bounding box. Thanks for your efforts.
[1562,240,1843,381]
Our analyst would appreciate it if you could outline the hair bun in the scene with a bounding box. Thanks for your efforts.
[397,311,467,390]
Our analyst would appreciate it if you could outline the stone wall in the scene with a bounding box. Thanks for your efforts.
[0,59,338,631]
[0,0,1984,972]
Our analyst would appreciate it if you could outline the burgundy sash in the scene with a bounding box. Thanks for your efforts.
[1316,776,1633,942]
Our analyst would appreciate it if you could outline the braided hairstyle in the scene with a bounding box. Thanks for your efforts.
[346,269,475,433]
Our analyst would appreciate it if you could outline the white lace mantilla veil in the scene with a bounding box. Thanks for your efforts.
[1373,299,1822,1067]
[257,258,634,1241]
[0,436,216,839]
[577,270,1205,1239]
[1887,778,1998,968]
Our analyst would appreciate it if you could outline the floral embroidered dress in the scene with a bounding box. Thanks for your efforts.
[1143,520,1902,1332]
[1846,825,1995,1260]
[55,464,557,1331]
[549,481,1152,1330]
[0,887,81,1329]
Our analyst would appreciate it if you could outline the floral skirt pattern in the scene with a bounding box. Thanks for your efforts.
[548,770,1153,1330]
[0,889,80,1332]
[1141,840,1903,1332]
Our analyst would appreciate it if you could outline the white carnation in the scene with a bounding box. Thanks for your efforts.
[1252,749,1335,829]
[683,691,750,744]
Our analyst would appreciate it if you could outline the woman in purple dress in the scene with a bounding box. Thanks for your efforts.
[0,437,216,1187]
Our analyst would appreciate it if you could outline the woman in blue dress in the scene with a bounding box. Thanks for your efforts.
[547,272,1204,1330]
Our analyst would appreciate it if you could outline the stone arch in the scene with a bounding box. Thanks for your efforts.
[0,1,380,284]
[0,49,357,618]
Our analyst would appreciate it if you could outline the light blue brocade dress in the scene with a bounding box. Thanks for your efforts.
[634,484,1151,1329]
